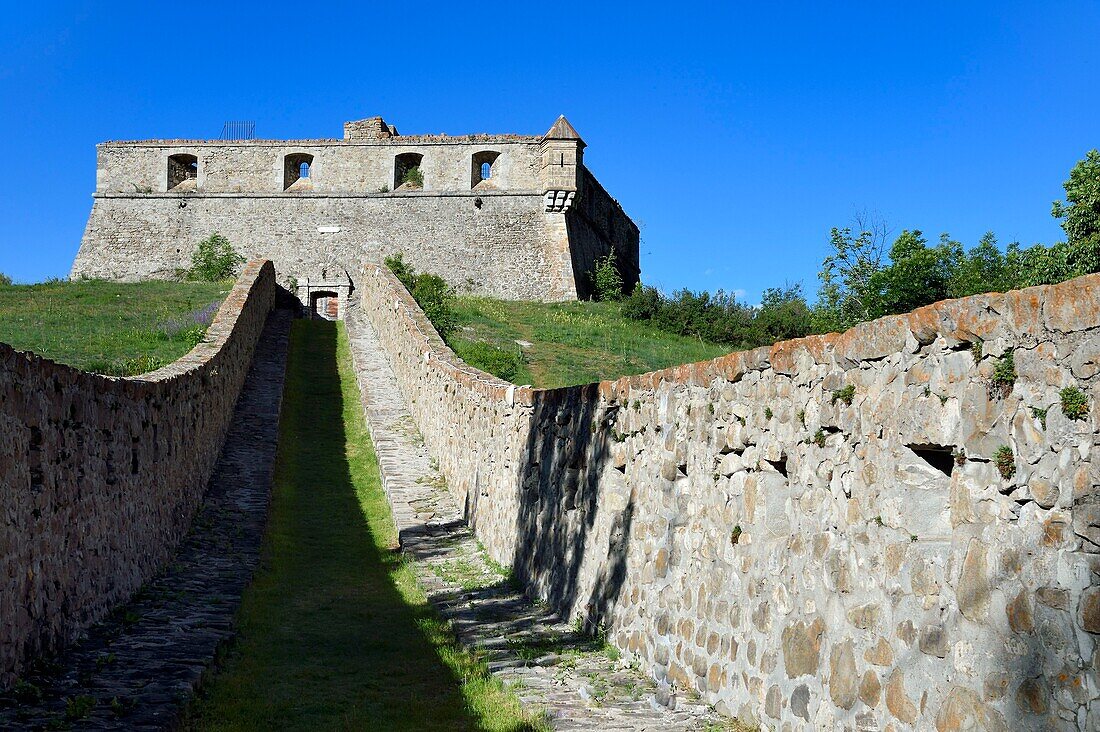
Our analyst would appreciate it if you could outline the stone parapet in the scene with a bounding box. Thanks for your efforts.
[0,260,276,688]
[356,261,1100,730]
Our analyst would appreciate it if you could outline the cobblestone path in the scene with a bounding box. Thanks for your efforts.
[345,306,725,731]
[0,311,291,731]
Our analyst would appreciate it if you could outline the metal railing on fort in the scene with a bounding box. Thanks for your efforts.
[219,121,256,140]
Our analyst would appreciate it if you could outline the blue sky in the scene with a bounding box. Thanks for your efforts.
[1,2,1097,302]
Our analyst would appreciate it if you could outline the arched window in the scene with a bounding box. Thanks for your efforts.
[471,151,500,189]
[167,153,198,191]
[394,152,424,189]
[284,153,314,191]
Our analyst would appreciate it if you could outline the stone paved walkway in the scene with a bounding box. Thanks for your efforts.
[0,311,291,731]
[345,306,725,731]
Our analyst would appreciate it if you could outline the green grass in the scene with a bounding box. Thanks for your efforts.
[0,280,230,374]
[451,297,730,388]
[184,321,544,731]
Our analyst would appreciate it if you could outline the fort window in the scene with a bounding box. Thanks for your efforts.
[394,152,424,189]
[471,151,500,188]
[283,153,314,191]
[167,154,198,191]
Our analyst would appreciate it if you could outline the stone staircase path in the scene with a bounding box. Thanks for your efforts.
[345,305,725,731]
[0,311,291,731]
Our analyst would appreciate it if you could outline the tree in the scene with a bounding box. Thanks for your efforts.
[870,230,960,315]
[949,232,1010,297]
[812,213,890,332]
[1053,149,1100,274]
[189,233,245,281]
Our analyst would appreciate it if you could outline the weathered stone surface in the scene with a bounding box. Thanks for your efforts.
[860,670,881,707]
[1080,588,1100,634]
[829,640,859,709]
[782,617,825,678]
[935,685,1008,731]
[919,625,950,657]
[865,637,894,666]
[886,670,919,724]
[791,684,811,720]
[957,541,991,622]
[1006,590,1034,634]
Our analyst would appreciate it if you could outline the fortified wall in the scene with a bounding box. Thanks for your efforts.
[71,116,639,306]
[0,260,275,687]
[355,262,1100,730]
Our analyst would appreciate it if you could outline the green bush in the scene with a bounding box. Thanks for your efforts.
[385,254,457,340]
[453,340,525,382]
[189,233,245,282]
[384,253,417,291]
[832,385,855,406]
[994,445,1015,479]
[402,166,424,188]
[1061,386,1089,420]
[0,272,11,286]
[591,251,624,302]
[621,282,811,349]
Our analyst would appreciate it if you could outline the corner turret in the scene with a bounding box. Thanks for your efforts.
[539,115,585,212]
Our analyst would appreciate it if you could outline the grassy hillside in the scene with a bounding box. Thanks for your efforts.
[0,280,230,375]
[450,298,730,389]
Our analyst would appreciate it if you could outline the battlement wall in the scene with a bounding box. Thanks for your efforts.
[0,260,275,687]
[94,139,543,194]
[354,262,1100,730]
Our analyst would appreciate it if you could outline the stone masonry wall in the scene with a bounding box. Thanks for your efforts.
[355,262,1100,730]
[73,193,578,301]
[0,260,275,688]
[568,168,641,299]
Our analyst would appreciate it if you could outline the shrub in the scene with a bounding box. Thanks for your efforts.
[0,272,11,286]
[384,253,417,291]
[411,274,457,340]
[453,340,525,382]
[402,166,424,188]
[189,233,244,281]
[591,251,624,302]
[385,254,458,341]
[992,351,1016,386]
[994,445,1015,479]
[1061,386,1089,420]
[832,385,855,406]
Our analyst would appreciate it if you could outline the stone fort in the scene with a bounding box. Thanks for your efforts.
[2,115,1098,730]
[71,115,640,312]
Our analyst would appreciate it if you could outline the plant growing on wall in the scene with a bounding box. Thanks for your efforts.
[402,166,424,188]
[1061,386,1089,420]
[994,445,1015,479]
[989,351,1016,398]
[189,233,245,282]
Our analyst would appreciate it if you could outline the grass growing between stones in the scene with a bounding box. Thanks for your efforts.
[0,279,229,374]
[184,320,544,731]
[451,297,729,388]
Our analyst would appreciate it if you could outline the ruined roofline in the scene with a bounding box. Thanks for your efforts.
[98,134,544,147]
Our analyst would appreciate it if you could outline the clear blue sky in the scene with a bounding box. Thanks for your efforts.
[1,2,1097,302]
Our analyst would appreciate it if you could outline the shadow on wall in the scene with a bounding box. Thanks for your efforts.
[505,384,635,633]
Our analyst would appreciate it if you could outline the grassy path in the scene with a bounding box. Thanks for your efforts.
[185,320,539,731]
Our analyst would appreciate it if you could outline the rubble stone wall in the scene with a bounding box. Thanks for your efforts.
[73,192,578,300]
[0,260,276,687]
[357,261,1100,730]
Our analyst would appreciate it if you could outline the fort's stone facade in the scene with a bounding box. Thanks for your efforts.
[0,261,275,687]
[357,262,1100,730]
[71,116,639,305]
